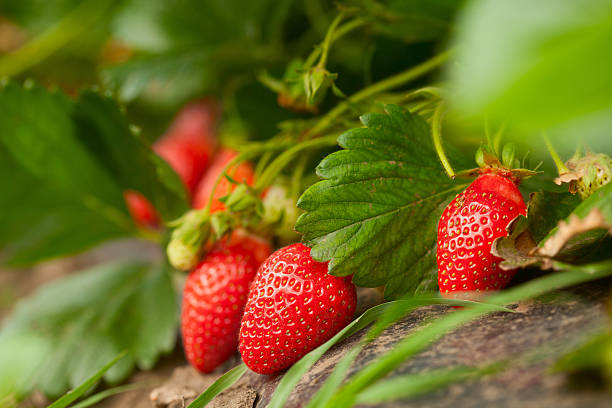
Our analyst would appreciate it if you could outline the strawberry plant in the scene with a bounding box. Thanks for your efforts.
[1,1,612,407]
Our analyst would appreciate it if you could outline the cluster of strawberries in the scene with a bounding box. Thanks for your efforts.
[124,100,254,226]
[127,101,530,376]
[126,102,357,375]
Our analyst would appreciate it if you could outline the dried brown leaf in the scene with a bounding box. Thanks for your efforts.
[537,209,611,259]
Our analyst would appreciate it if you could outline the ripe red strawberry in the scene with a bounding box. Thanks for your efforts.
[437,173,527,297]
[154,100,219,195]
[222,229,272,265]
[192,148,255,212]
[123,190,159,228]
[181,245,262,373]
[239,243,356,375]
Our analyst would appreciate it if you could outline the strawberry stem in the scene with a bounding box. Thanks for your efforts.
[316,11,346,69]
[492,123,505,156]
[484,118,494,155]
[304,49,453,139]
[432,102,455,178]
[543,132,569,175]
[255,135,339,191]
[291,153,309,199]
[303,15,367,70]
[203,139,293,215]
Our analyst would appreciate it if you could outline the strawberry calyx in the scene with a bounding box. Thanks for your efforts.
[454,143,539,185]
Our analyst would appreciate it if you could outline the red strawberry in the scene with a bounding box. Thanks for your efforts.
[154,100,219,195]
[437,173,527,297]
[192,149,255,212]
[222,229,272,265]
[239,243,356,375]
[123,190,159,228]
[181,245,262,373]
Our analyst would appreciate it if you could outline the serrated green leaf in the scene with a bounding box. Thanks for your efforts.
[296,104,469,298]
[0,261,177,399]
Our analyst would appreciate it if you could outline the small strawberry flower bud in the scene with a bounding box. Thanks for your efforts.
[167,210,210,271]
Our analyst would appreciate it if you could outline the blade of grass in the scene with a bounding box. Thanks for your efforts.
[304,298,512,407]
[187,363,248,408]
[356,364,503,405]
[46,351,127,408]
[305,345,363,408]
[267,297,509,408]
[70,383,144,408]
[328,261,612,407]
[367,297,513,342]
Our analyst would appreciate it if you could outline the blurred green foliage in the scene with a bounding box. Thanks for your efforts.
[448,0,612,156]
[0,261,176,399]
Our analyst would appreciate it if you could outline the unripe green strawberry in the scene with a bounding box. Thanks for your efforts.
[437,173,527,297]
[167,209,211,271]
[239,243,356,375]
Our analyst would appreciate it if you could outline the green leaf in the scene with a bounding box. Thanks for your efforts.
[295,104,470,298]
[74,90,188,220]
[186,364,248,408]
[0,261,177,398]
[0,332,49,402]
[0,82,187,265]
[559,181,612,226]
[537,182,612,258]
[527,191,581,244]
[0,82,125,212]
[0,146,127,266]
[448,0,612,153]
[46,352,127,408]
[493,185,611,269]
[328,260,612,407]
